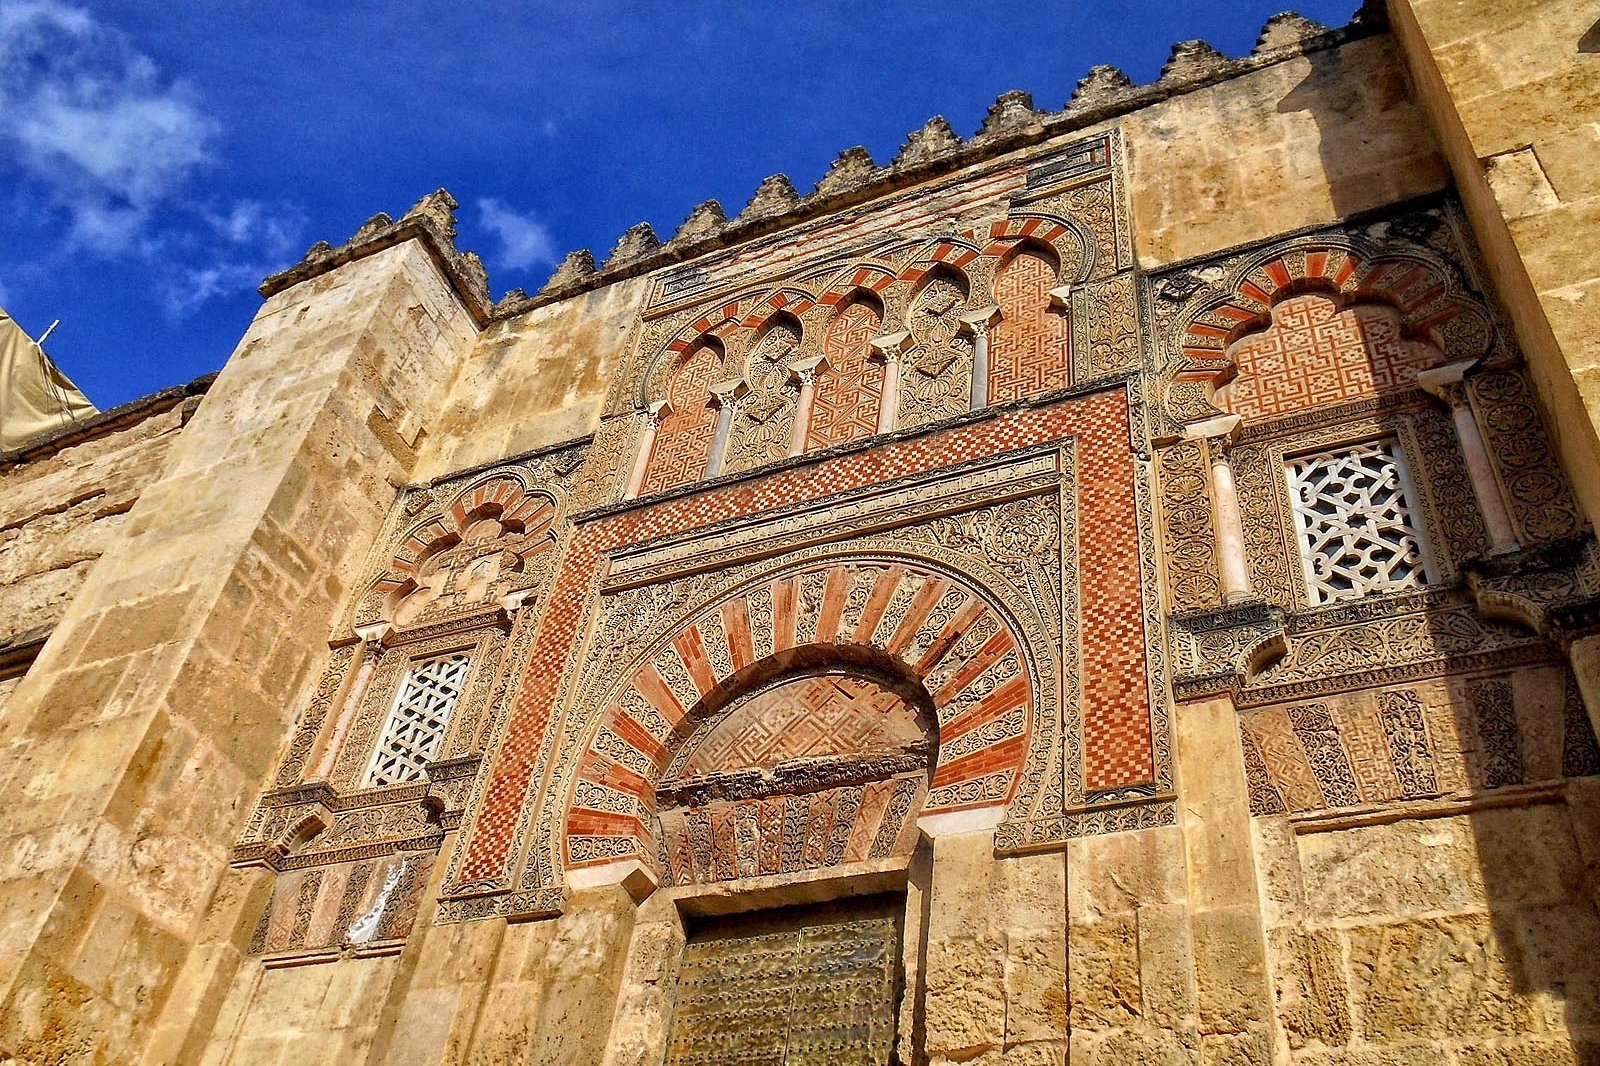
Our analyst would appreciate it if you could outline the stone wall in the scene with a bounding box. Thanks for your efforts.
[1386,0,1600,529]
[1123,32,1447,268]
[2,9,1599,1066]
[0,382,208,651]
[0,238,477,1062]
[1258,795,1600,1064]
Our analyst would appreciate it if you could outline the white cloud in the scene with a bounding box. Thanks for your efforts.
[0,1,216,254]
[159,198,307,319]
[477,197,558,270]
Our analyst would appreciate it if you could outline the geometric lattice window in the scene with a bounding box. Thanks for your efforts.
[1286,440,1434,606]
[365,653,470,787]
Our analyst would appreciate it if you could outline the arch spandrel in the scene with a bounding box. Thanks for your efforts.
[563,555,1050,884]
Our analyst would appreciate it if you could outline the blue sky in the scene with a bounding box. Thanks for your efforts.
[1,0,1360,409]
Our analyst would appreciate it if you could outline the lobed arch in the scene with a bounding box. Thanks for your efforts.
[361,474,558,627]
[1162,237,1494,427]
[736,287,818,331]
[904,264,972,334]
[964,213,1093,287]
[564,555,1040,878]
[899,238,983,286]
[810,292,888,449]
[989,241,1076,402]
[641,314,740,410]
[814,263,896,308]
[1175,240,1489,361]
[640,338,724,496]
[638,288,821,411]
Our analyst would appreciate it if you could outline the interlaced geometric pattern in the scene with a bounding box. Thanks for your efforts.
[678,673,925,778]
[642,344,721,495]
[366,653,471,787]
[808,301,883,450]
[989,250,1072,402]
[1286,440,1433,606]
[1224,294,1422,421]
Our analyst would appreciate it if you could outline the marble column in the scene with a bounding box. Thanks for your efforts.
[704,379,748,478]
[960,306,1001,410]
[1189,414,1252,603]
[870,332,910,434]
[623,400,673,500]
[788,355,827,457]
[1417,361,1520,555]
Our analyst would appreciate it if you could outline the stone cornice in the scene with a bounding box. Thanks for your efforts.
[0,372,215,468]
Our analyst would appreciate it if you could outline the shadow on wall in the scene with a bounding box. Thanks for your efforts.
[1579,17,1600,53]
[1276,36,1442,221]
[1464,674,1600,1059]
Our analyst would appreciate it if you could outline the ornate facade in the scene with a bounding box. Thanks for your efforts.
[3,3,1600,1064]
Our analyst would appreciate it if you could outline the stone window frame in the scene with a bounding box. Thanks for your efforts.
[1231,398,1483,618]
[1282,436,1439,607]
[364,649,474,788]
[329,615,510,795]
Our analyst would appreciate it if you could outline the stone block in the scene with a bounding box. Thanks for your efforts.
[1190,907,1269,1034]
[1455,1036,1600,1066]
[1004,931,1068,1044]
[1199,1030,1272,1066]
[1268,926,1351,1049]
[1083,1026,1201,1066]
[1297,820,1488,921]
[1346,915,1536,1042]
[1138,903,1198,1028]
[1070,914,1143,1028]
[925,934,1007,1056]
[1071,827,1188,920]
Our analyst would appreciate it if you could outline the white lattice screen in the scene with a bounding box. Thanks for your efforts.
[1286,440,1434,606]
[365,652,471,787]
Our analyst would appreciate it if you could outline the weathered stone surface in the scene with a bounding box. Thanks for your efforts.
[924,934,1008,1054]
[1347,914,1536,1041]
[1296,819,1489,920]
[1269,926,1351,1049]
[1125,35,1447,267]
[2,9,1599,1065]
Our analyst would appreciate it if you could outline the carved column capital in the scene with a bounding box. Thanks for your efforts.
[1046,284,1075,315]
[1414,360,1477,409]
[788,354,828,387]
[958,305,1002,338]
[646,398,674,425]
[353,621,394,648]
[1183,413,1244,455]
[869,332,911,362]
[707,379,749,407]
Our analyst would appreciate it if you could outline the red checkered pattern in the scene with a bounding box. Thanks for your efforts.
[457,389,1151,884]
[1077,423,1154,789]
